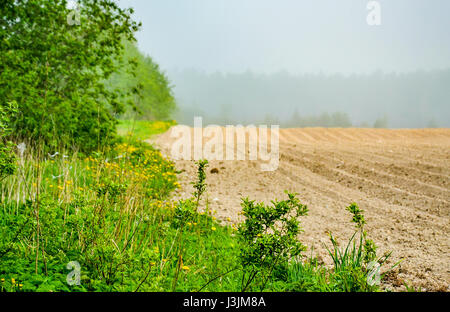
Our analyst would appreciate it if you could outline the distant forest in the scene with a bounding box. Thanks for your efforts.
[169,69,450,128]
[109,41,176,121]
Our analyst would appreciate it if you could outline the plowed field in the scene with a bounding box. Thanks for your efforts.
[151,128,450,291]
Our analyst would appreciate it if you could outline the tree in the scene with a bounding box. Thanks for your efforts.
[427,118,439,128]
[107,40,176,121]
[373,114,389,128]
[0,0,140,152]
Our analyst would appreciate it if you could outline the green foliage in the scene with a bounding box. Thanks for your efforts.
[270,258,375,292]
[237,192,308,291]
[96,179,127,204]
[373,114,389,128]
[172,198,198,229]
[0,0,139,152]
[0,141,16,180]
[276,260,331,292]
[346,203,366,228]
[192,160,208,209]
[117,119,177,141]
[404,281,422,292]
[325,232,378,291]
[0,140,238,292]
[108,41,177,120]
[323,202,401,292]
[0,101,17,180]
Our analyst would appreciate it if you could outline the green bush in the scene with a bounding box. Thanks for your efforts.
[0,101,17,180]
[0,0,139,152]
[108,41,177,120]
[323,203,400,292]
[237,192,309,291]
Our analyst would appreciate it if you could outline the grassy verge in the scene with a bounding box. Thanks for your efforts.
[0,121,399,292]
[116,119,177,141]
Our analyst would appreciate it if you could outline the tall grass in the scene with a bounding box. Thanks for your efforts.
[0,137,241,291]
[0,121,403,292]
[116,119,176,141]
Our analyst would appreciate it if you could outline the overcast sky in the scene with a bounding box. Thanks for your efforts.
[117,0,450,75]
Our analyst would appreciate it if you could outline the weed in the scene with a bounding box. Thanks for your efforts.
[324,202,401,291]
[192,159,208,210]
[0,101,18,181]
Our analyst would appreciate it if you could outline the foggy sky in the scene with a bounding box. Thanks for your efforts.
[118,0,450,75]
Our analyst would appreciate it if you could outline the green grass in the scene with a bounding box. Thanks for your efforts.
[0,124,398,292]
[116,119,176,141]
[0,134,242,291]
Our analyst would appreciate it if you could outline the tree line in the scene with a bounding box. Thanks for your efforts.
[170,69,449,128]
[0,0,175,153]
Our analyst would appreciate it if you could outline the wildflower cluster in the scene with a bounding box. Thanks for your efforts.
[0,277,23,292]
[0,140,182,291]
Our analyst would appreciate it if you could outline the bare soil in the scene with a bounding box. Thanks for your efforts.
[149,127,450,291]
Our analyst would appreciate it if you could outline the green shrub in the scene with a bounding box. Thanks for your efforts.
[0,0,140,152]
[108,41,177,120]
[0,101,17,180]
[237,191,309,291]
[324,203,400,291]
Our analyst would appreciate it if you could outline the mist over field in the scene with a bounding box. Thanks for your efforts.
[119,0,450,128]
[169,69,450,128]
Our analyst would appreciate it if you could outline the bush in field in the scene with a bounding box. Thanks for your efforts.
[237,192,309,291]
[0,0,139,152]
[323,203,400,291]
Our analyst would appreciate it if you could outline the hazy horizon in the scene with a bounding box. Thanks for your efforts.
[118,0,450,75]
[117,0,450,128]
